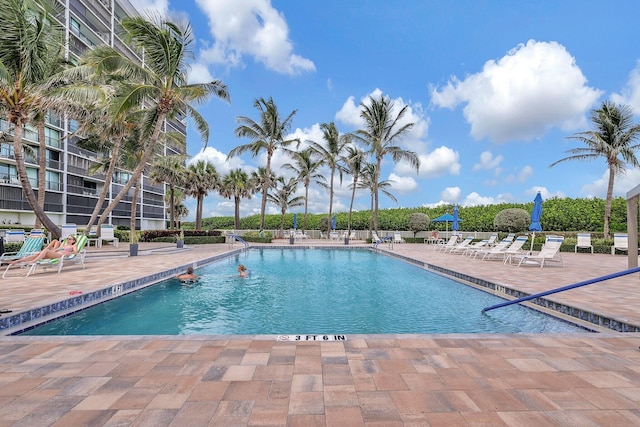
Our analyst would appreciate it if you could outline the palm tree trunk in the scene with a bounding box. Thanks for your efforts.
[604,163,616,239]
[85,137,122,235]
[12,123,61,238]
[96,115,165,230]
[260,155,272,230]
[35,119,46,229]
[373,157,382,233]
[328,166,335,231]
[234,195,241,229]
[130,179,141,239]
[303,183,309,232]
[169,185,175,231]
[348,177,358,234]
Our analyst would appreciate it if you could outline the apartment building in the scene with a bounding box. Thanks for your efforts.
[0,0,183,230]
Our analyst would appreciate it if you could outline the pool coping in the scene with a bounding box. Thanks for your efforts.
[1,245,638,336]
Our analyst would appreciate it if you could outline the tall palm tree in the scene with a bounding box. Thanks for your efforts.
[185,160,219,230]
[550,101,640,238]
[342,145,368,235]
[149,155,187,231]
[229,97,298,230]
[0,0,67,237]
[267,176,304,238]
[80,16,229,225]
[358,163,397,233]
[308,122,350,234]
[353,95,419,233]
[282,148,326,232]
[220,168,253,229]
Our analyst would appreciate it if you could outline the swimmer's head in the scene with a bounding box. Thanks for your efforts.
[238,264,246,272]
[186,266,194,274]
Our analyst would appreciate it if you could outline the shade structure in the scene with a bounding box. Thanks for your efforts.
[529,192,543,232]
[452,205,461,231]
[293,213,297,230]
[332,214,337,230]
[432,213,455,233]
[528,192,543,252]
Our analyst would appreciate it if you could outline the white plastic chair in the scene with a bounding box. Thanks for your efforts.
[575,233,593,254]
[99,224,119,248]
[611,233,627,256]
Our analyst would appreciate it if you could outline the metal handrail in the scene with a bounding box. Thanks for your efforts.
[482,266,640,313]
[229,234,249,247]
[373,235,393,248]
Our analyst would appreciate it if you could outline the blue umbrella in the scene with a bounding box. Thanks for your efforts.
[529,192,543,252]
[293,213,297,230]
[332,214,337,230]
[432,213,455,233]
[452,205,461,231]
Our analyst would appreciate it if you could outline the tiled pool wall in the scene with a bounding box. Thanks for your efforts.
[2,246,638,335]
[378,248,640,333]
[0,249,246,335]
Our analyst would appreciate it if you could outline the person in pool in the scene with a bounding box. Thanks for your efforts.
[237,264,248,278]
[177,266,198,283]
[9,235,78,265]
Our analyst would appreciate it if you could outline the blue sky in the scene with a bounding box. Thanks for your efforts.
[131,0,640,221]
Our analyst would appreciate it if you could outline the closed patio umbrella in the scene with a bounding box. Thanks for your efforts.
[332,214,337,230]
[452,205,461,231]
[293,213,297,230]
[529,192,543,252]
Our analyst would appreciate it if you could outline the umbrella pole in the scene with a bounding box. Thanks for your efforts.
[530,232,535,255]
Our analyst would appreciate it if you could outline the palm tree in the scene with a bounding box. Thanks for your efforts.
[358,163,397,234]
[267,176,304,238]
[185,160,219,230]
[0,0,67,237]
[229,97,298,231]
[282,149,326,232]
[353,95,419,233]
[149,155,187,231]
[550,101,640,238]
[308,122,350,234]
[80,16,229,226]
[342,145,368,236]
[220,168,253,229]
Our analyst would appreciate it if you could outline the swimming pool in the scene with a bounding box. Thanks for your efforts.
[21,248,587,335]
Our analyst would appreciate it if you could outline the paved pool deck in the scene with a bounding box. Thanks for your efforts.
[0,240,639,426]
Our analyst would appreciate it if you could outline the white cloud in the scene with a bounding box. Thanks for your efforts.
[473,151,504,171]
[505,165,534,183]
[462,192,515,206]
[440,186,461,203]
[190,146,247,176]
[195,0,315,75]
[187,62,214,84]
[431,40,603,142]
[401,146,460,177]
[388,173,418,194]
[129,0,169,16]
[524,186,565,200]
[611,60,640,114]
[581,167,640,198]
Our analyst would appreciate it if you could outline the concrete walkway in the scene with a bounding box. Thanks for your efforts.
[0,240,639,426]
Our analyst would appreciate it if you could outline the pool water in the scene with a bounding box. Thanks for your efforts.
[22,248,587,335]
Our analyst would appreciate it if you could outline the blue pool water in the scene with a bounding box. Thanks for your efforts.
[22,248,587,335]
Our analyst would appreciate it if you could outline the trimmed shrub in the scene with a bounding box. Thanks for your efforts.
[408,213,430,237]
[493,208,530,232]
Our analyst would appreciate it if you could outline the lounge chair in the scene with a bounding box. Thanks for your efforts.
[446,236,474,254]
[26,235,89,276]
[513,236,565,268]
[424,230,443,245]
[348,230,356,240]
[99,224,119,248]
[0,237,45,268]
[29,229,46,238]
[502,236,530,264]
[4,229,25,243]
[485,233,498,247]
[575,233,593,254]
[611,233,628,256]
[435,235,459,252]
[393,232,405,244]
[294,230,308,240]
[329,231,340,241]
[473,238,513,260]
[461,239,488,256]
[60,224,77,240]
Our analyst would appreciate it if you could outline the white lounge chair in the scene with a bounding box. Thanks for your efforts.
[4,229,25,243]
[329,231,340,241]
[435,235,459,252]
[502,236,530,264]
[447,236,474,254]
[513,236,565,268]
[461,239,488,256]
[294,230,308,241]
[575,233,593,254]
[611,233,628,256]
[473,238,512,260]
[393,232,405,244]
[60,224,77,240]
[485,233,498,247]
[99,224,119,248]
